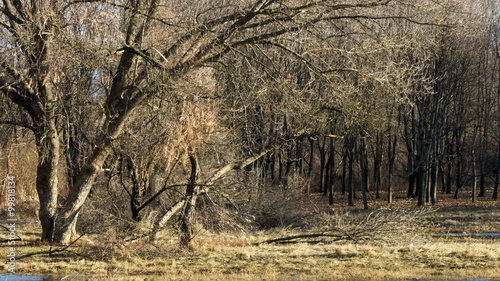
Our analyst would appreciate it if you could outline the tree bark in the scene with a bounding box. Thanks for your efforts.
[318,137,326,194]
[373,133,382,199]
[35,121,60,242]
[308,137,315,178]
[328,138,335,206]
[360,138,368,210]
[341,144,348,195]
[179,154,198,248]
[54,145,112,244]
[453,129,463,199]
[346,137,355,207]
[387,132,397,204]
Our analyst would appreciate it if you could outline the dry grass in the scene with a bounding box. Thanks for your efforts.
[1,234,499,280]
[1,204,500,280]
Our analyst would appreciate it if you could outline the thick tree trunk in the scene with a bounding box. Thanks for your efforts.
[430,163,438,205]
[416,165,426,206]
[53,145,112,244]
[478,175,485,198]
[35,126,60,242]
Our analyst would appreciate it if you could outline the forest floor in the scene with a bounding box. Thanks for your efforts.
[0,189,499,280]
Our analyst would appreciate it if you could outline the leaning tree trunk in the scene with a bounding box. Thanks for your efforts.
[53,144,112,244]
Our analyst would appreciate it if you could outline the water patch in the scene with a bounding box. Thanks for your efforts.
[452,232,500,236]
[0,276,49,281]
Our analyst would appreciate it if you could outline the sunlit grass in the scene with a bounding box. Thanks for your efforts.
[1,205,499,280]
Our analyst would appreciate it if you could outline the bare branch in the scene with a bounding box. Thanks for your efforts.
[1,0,25,25]
[0,56,38,99]
[0,120,35,132]
[115,45,165,69]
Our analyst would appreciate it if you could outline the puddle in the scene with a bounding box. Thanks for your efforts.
[0,276,48,281]
[452,233,500,236]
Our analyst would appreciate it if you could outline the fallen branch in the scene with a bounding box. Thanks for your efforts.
[17,234,85,260]
[255,232,353,245]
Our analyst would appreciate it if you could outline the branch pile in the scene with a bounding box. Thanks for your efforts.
[258,207,434,245]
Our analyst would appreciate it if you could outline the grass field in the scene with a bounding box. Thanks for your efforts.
[1,190,499,280]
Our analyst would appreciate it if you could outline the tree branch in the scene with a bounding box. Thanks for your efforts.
[1,0,25,25]
[0,120,35,131]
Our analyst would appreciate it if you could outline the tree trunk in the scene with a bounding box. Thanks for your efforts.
[328,138,335,206]
[296,139,303,175]
[430,162,437,205]
[341,144,348,195]
[416,131,427,206]
[318,137,326,194]
[35,123,60,242]
[478,175,485,198]
[493,169,499,200]
[373,133,382,199]
[360,138,368,210]
[494,140,500,200]
[179,154,198,248]
[387,134,397,204]
[444,134,452,193]
[454,130,463,199]
[308,137,315,178]
[53,145,112,244]
[346,137,355,206]
[430,133,439,205]
[416,165,426,206]
[472,148,477,203]
[324,154,331,197]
